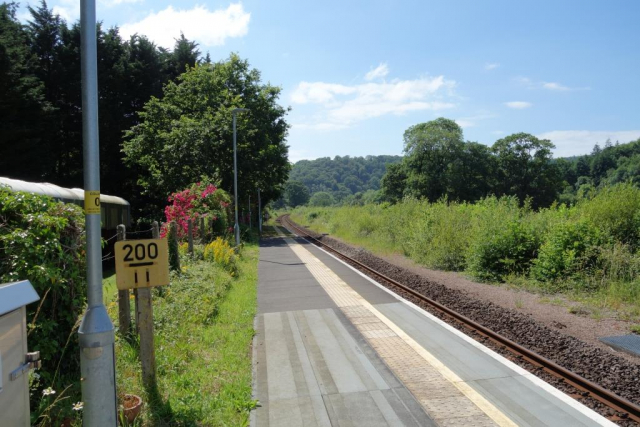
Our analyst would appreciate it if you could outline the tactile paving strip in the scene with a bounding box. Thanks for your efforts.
[276,227,511,427]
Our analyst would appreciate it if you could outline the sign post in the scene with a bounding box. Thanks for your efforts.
[114,239,169,290]
[117,225,131,335]
[114,233,168,387]
[77,0,117,423]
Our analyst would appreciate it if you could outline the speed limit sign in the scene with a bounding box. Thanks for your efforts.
[114,239,170,290]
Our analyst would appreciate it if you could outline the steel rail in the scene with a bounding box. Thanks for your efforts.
[279,214,640,424]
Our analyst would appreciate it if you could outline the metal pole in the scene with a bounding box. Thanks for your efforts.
[78,0,117,424]
[231,108,248,247]
[258,188,262,234]
[233,112,240,246]
[116,225,130,335]
[249,195,252,230]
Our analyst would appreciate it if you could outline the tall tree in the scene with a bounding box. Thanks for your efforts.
[0,2,49,179]
[166,33,199,80]
[381,162,408,203]
[285,181,310,207]
[403,118,464,200]
[492,133,561,207]
[123,54,290,215]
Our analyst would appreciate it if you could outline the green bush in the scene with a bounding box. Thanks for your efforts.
[531,220,602,281]
[408,201,471,270]
[468,219,540,281]
[579,183,640,247]
[0,188,86,406]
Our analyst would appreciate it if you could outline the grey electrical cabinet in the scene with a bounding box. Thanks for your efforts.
[0,280,40,427]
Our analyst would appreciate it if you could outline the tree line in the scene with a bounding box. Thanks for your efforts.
[381,118,640,208]
[282,117,640,210]
[0,1,289,218]
[381,118,560,208]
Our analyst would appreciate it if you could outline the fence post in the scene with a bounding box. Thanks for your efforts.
[168,220,180,271]
[136,222,158,388]
[187,218,194,255]
[117,225,131,335]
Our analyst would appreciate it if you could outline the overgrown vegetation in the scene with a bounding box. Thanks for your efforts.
[292,183,640,320]
[108,240,258,426]
[0,187,86,423]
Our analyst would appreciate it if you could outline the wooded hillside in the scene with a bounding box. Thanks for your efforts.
[287,155,401,205]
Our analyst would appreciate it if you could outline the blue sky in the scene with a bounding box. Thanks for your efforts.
[18,0,640,162]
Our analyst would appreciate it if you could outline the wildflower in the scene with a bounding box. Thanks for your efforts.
[72,402,84,411]
[43,387,56,396]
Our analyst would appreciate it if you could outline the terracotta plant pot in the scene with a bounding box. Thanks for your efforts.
[122,394,142,423]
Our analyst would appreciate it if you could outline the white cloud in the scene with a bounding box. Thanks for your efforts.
[516,77,589,91]
[505,101,532,109]
[455,113,495,128]
[538,130,640,157]
[291,82,355,105]
[291,73,456,129]
[52,0,79,22]
[365,63,389,81]
[542,82,570,91]
[485,63,500,70]
[120,3,250,49]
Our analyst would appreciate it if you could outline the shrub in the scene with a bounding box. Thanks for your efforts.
[0,188,86,409]
[468,218,540,281]
[531,220,602,281]
[178,241,189,256]
[204,238,237,274]
[161,181,231,240]
[593,243,640,283]
[579,183,640,247]
[408,201,472,271]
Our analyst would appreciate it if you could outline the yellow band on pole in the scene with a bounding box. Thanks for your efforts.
[84,191,101,214]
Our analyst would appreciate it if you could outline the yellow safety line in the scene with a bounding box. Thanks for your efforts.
[276,226,517,427]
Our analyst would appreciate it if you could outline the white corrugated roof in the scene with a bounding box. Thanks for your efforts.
[0,177,129,206]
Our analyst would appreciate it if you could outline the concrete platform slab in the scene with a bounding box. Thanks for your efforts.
[253,235,434,426]
[252,308,435,426]
[254,230,616,427]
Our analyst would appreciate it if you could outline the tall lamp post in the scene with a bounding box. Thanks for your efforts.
[232,108,249,246]
[78,0,117,424]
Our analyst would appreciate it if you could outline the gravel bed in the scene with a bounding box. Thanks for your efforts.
[281,217,640,426]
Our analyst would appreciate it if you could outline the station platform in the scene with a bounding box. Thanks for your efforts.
[251,226,616,427]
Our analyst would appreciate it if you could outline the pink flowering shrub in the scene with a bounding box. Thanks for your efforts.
[161,181,231,240]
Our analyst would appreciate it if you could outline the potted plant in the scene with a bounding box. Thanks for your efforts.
[120,394,142,424]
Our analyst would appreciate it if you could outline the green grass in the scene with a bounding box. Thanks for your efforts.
[103,269,117,305]
[105,241,258,426]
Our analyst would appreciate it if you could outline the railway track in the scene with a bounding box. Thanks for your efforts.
[278,214,640,425]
